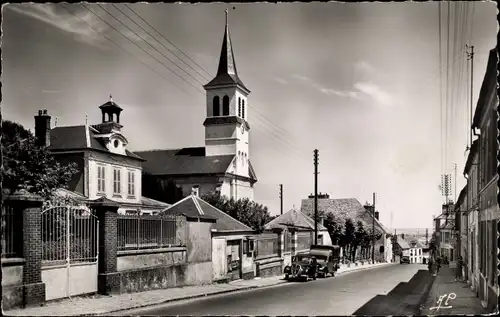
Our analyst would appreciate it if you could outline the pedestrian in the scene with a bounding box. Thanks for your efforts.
[427,257,434,275]
[311,256,318,280]
[436,255,442,274]
[455,256,464,282]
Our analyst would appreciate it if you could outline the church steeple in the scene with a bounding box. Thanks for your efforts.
[204,10,249,92]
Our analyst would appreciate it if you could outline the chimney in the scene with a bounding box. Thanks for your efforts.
[34,109,51,147]
[375,211,379,220]
[401,234,405,240]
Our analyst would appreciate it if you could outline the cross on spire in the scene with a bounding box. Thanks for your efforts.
[109,94,113,103]
[225,8,228,26]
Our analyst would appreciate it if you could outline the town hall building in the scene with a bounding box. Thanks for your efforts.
[135,13,258,201]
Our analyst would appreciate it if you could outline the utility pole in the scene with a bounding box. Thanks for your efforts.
[314,149,319,245]
[466,45,475,147]
[279,184,283,215]
[372,192,376,264]
[453,163,457,202]
[426,228,429,246]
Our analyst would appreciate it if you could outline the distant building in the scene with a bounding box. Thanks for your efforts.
[300,194,392,262]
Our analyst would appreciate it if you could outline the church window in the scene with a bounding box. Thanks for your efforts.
[238,98,242,117]
[242,100,245,119]
[213,96,220,116]
[222,95,230,116]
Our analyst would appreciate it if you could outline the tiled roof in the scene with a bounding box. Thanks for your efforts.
[48,125,144,161]
[264,208,327,231]
[54,188,170,209]
[141,196,171,208]
[134,147,257,181]
[397,238,411,249]
[301,197,390,233]
[163,195,252,232]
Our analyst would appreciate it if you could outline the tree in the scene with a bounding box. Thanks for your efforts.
[201,191,273,232]
[353,220,367,261]
[342,218,356,261]
[324,213,343,245]
[142,173,184,204]
[2,120,77,201]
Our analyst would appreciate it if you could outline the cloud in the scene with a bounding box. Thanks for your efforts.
[273,77,288,85]
[291,73,394,106]
[354,60,376,75]
[292,74,360,99]
[353,81,394,107]
[6,4,108,48]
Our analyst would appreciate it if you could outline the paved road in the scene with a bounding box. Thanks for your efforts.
[116,264,428,316]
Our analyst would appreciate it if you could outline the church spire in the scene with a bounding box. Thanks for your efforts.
[204,10,249,92]
[217,9,237,77]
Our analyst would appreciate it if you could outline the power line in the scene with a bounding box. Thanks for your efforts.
[110,3,208,86]
[439,2,443,173]
[123,3,213,79]
[60,5,193,96]
[92,4,203,91]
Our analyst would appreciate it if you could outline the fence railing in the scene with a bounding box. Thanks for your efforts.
[1,204,23,258]
[117,214,179,251]
[255,234,280,259]
[41,206,99,264]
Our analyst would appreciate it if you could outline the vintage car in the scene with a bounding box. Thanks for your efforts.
[283,252,316,281]
[284,245,341,281]
[310,244,341,278]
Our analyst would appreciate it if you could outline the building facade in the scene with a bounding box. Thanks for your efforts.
[470,48,498,311]
[464,139,480,293]
[33,99,168,214]
[135,13,257,201]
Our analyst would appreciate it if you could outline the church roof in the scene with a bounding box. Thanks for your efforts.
[134,147,257,182]
[48,125,143,160]
[203,13,250,92]
[163,195,253,232]
[265,208,327,231]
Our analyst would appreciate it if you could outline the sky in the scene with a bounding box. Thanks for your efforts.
[1,2,497,229]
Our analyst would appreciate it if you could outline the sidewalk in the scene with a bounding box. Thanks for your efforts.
[4,262,392,316]
[420,264,487,315]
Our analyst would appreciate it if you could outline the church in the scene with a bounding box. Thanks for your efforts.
[135,13,258,201]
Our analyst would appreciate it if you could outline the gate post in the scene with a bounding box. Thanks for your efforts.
[89,198,120,295]
[8,193,46,307]
[290,229,297,256]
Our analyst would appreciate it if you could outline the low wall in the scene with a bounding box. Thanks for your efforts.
[184,261,213,285]
[116,247,189,293]
[1,258,25,310]
[255,256,283,278]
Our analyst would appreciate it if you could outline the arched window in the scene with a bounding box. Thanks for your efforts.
[222,95,230,116]
[213,96,220,116]
[238,98,242,117]
[242,100,245,119]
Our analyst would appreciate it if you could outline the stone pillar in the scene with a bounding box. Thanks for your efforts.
[89,198,120,295]
[7,193,46,307]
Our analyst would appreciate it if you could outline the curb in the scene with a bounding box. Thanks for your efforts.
[90,280,288,316]
[417,274,437,315]
[336,263,395,275]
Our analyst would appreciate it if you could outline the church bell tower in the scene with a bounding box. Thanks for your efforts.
[203,10,251,178]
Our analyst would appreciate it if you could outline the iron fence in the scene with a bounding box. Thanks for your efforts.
[117,214,179,251]
[41,206,99,265]
[1,204,23,258]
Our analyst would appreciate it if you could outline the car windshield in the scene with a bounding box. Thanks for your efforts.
[294,255,311,263]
